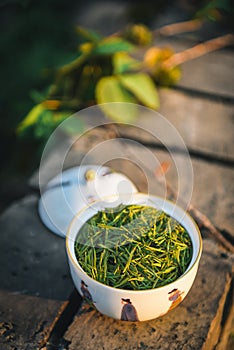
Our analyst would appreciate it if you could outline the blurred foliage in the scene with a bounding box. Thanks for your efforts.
[195,0,233,22]
[17,23,182,141]
[0,0,80,175]
[144,47,181,86]
[1,0,233,173]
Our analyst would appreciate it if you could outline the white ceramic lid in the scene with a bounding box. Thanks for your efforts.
[38,165,138,237]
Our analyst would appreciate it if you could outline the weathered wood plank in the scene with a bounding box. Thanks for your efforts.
[156,36,234,99]
[191,159,234,235]
[159,89,234,159]
[117,88,234,160]
[143,149,234,236]
[178,49,234,99]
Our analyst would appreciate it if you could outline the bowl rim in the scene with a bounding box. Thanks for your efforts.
[66,193,203,293]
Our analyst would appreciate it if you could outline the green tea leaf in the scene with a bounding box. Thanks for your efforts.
[94,37,135,55]
[96,76,137,122]
[118,73,160,109]
[113,52,141,74]
[75,204,192,290]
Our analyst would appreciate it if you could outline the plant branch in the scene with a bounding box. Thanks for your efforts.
[188,206,234,253]
[163,33,234,69]
[153,18,204,37]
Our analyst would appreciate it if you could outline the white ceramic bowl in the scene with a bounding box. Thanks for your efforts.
[66,193,202,322]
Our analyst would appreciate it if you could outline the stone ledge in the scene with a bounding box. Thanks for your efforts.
[0,195,73,300]
[64,239,233,350]
[0,290,63,350]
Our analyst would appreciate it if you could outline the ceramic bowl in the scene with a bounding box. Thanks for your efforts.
[66,193,202,322]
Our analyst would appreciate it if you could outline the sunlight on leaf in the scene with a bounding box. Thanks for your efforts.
[79,42,94,54]
[17,103,44,135]
[113,52,141,74]
[118,73,159,109]
[34,110,72,139]
[94,37,135,55]
[96,76,137,122]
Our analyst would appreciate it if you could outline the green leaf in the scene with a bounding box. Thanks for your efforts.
[94,37,135,55]
[34,108,54,139]
[17,103,44,135]
[76,26,102,42]
[30,89,48,103]
[34,110,72,139]
[118,73,159,109]
[17,102,74,140]
[113,52,141,74]
[58,52,89,75]
[195,0,230,21]
[95,76,138,123]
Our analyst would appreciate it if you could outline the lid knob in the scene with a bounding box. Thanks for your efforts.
[85,169,96,182]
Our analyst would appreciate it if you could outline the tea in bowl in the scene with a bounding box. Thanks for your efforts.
[66,193,202,321]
